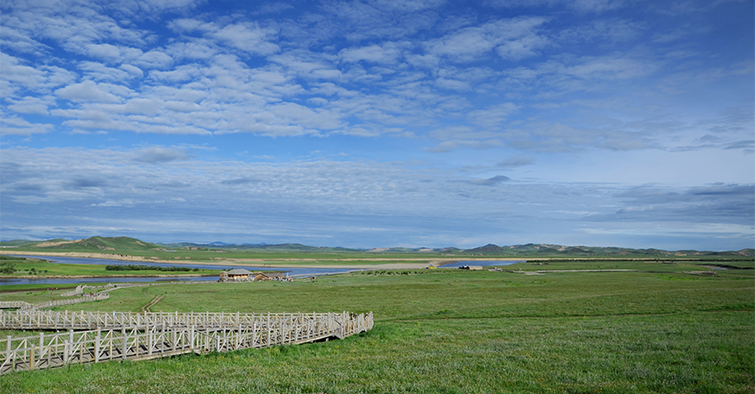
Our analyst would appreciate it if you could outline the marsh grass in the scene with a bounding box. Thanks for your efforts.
[1,269,753,393]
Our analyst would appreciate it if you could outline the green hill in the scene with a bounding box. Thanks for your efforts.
[2,236,163,252]
[2,236,752,259]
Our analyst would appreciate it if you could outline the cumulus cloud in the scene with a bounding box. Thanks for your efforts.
[0,114,54,136]
[133,147,192,163]
[7,96,52,115]
[340,42,405,64]
[427,17,549,62]
[55,80,124,103]
[466,175,511,185]
[205,22,280,56]
[497,155,534,168]
[220,177,263,185]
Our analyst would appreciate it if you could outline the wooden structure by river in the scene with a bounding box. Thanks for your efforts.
[0,310,373,374]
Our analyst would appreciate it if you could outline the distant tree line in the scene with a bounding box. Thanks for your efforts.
[105,265,199,272]
[0,262,16,274]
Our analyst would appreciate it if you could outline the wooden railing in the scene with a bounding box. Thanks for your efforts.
[0,301,32,309]
[0,310,373,374]
[0,294,110,311]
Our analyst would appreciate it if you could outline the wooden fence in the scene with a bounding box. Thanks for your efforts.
[0,301,32,309]
[0,294,109,311]
[0,310,373,374]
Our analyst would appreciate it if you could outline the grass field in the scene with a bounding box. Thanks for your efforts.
[0,257,220,278]
[1,264,753,393]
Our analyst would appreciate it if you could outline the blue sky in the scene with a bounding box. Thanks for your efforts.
[1,0,753,250]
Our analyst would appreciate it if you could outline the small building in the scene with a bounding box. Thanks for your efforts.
[219,269,270,282]
[219,268,251,282]
[459,265,483,271]
[252,272,269,281]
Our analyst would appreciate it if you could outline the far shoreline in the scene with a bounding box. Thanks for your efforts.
[0,250,526,269]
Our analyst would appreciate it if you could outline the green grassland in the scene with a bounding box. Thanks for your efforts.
[0,257,220,278]
[1,264,753,393]
[506,259,755,272]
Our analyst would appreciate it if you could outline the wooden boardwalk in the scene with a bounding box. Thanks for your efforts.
[0,310,373,374]
[0,294,110,311]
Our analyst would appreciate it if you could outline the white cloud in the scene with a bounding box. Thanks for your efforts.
[0,53,46,90]
[209,22,280,56]
[55,80,124,103]
[79,61,131,82]
[425,139,505,153]
[435,78,470,91]
[166,40,218,60]
[7,96,53,115]
[133,50,173,69]
[85,43,130,61]
[468,103,520,127]
[0,113,54,136]
[427,17,549,62]
[497,155,534,168]
[119,64,144,78]
[91,199,135,207]
[339,42,405,64]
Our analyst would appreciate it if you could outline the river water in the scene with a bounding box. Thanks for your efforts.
[440,260,524,268]
[1,255,356,286]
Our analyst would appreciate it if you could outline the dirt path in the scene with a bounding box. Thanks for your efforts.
[141,296,163,313]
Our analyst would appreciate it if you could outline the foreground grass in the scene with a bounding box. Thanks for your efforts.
[1,269,753,393]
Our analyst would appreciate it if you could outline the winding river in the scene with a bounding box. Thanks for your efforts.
[1,255,356,286]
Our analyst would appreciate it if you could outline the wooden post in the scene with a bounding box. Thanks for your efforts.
[148,320,153,356]
[237,321,241,350]
[63,340,69,365]
[122,327,127,360]
[135,329,140,358]
[6,335,11,370]
[161,321,166,354]
[267,313,271,347]
[252,323,256,348]
[95,330,101,363]
[30,345,35,371]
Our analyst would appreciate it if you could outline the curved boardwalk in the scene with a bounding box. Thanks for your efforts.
[0,310,373,374]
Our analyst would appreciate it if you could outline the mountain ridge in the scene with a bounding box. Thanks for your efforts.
[1,236,753,257]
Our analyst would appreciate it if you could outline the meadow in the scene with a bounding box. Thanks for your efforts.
[0,262,753,393]
[0,257,220,278]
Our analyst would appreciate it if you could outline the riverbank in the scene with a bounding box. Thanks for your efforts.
[0,250,486,269]
[0,273,218,279]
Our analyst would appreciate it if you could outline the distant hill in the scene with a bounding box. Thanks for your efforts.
[158,242,362,253]
[461,243,755,257]
[1,237,752,258]
[1,236,162,252]
[736,249,755,257]
[0,239,52,246]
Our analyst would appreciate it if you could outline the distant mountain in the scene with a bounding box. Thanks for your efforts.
[461,243,755,257]
[1,236,752,257]
[736,249,755,256]
[156,241,363,252]
[0,236,163,251]
[0,239,52,246]
[226,243,362,252]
